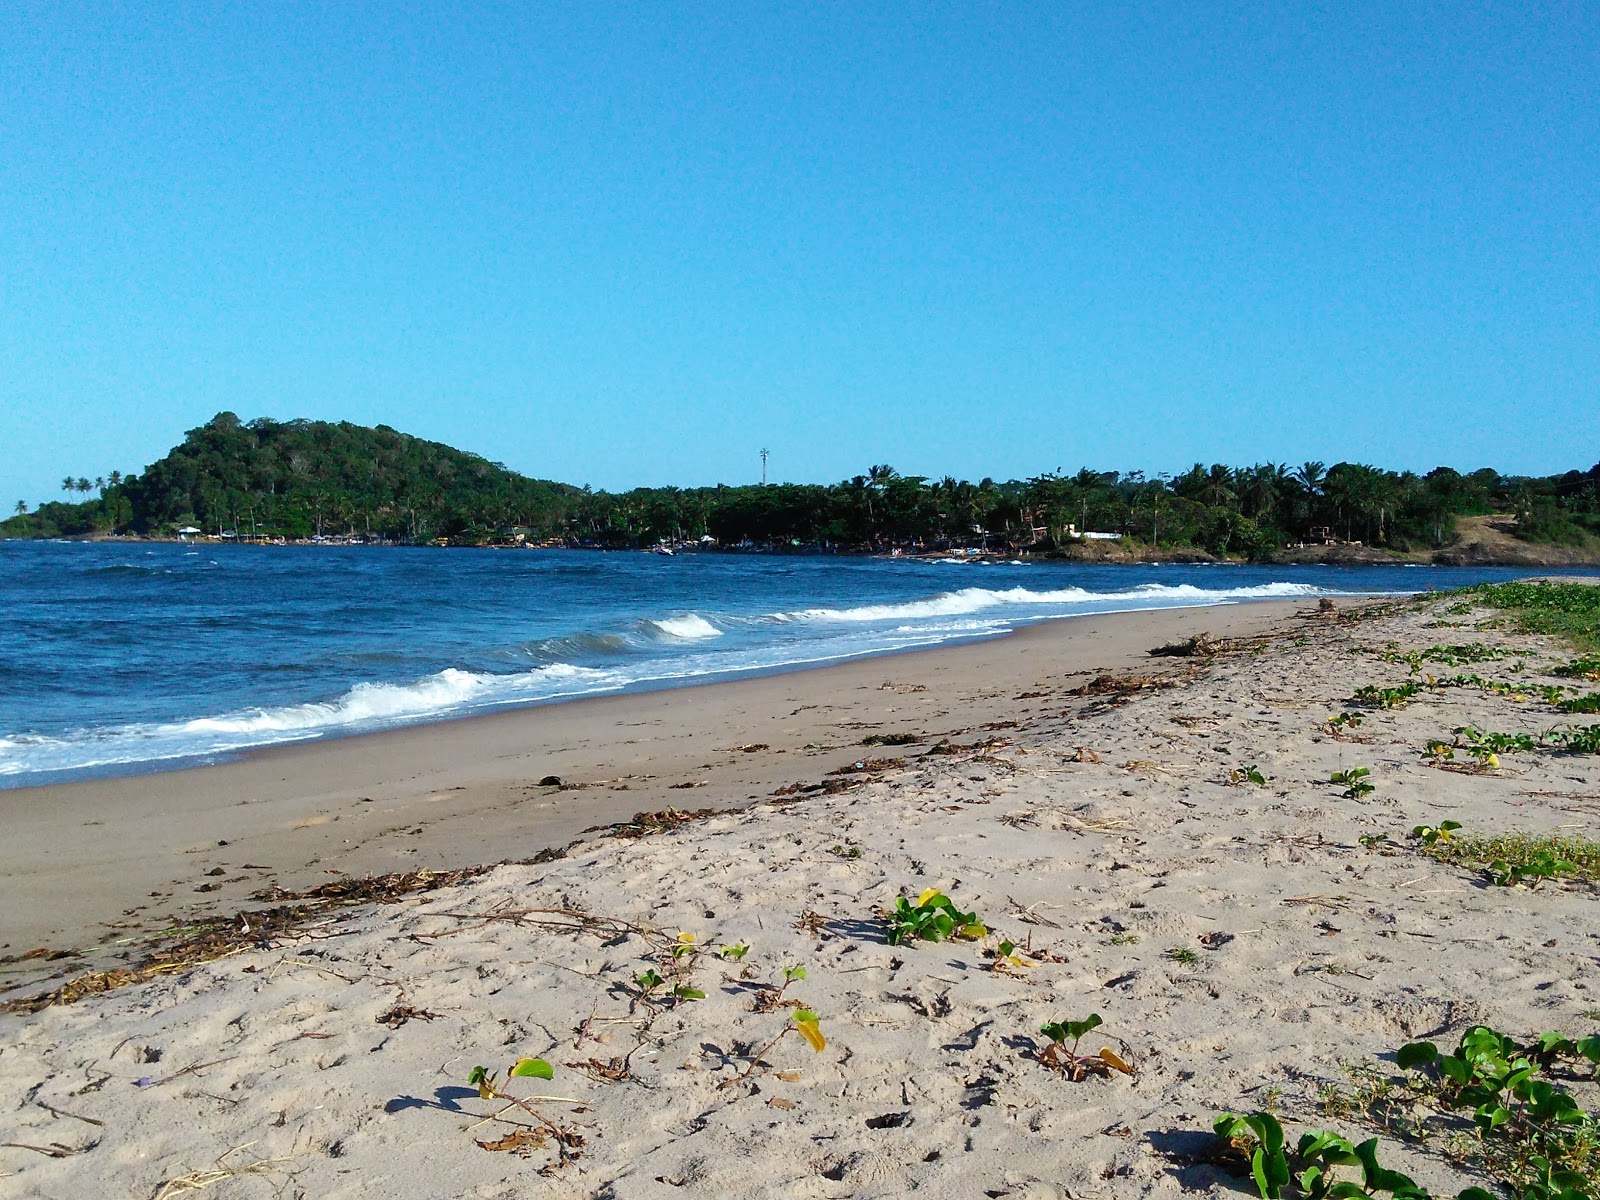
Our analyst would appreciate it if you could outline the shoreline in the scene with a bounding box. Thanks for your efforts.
[8,531,1600,566]
[0,598,1317,976]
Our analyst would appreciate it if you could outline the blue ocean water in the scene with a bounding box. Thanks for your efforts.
[0,541,1578,787]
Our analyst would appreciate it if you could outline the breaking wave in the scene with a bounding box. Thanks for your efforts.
[779,581,1323,623]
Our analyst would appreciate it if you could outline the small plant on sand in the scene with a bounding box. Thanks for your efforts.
[1165,945,1201,966]
[717,941,751,962]
[1554,725,1600,754]
[722,1008,827,1087]
[1330,767,1375,799]
[1410,820,1462,847]
[987,938,1035,975]
[753,964,809,1011]
[1556,656,1600,681]
[884,887,987,946]
[1561,693,1600,715]
[634,965,705,1006]
[1228,764,1268,787]
[466,1057,585,1164]
[1352,681,1424,710]
[828,843,864,859]
[1486,850,1579,889]
[1037,1013,1133,1081]
[1325,711,1366,736]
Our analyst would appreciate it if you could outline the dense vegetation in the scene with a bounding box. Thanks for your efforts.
[5,413,1599,560]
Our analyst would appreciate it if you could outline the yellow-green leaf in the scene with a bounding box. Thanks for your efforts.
[510,1058,554,1080]
[916,887,942,908]
[1098,1047,1133,1075]
[796,1019,826,1053]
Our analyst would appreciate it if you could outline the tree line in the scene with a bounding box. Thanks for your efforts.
[4,412,1598,559]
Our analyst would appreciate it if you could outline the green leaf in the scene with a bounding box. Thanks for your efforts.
[1396,1041,1438,1069]
[510,1058,554,1080]
[674,986,706,1001]
[1065,1014,1104,1041]
[1354,1138,1415,1192]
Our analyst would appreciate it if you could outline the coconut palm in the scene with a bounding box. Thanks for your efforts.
[13,501,25,516]
[1294,461,1326,495]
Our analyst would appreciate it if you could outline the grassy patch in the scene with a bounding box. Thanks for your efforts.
[1455,581,1600,652]
[1422,832,1600,885]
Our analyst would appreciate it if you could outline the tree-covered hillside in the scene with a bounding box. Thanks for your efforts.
[5,412,1599,560]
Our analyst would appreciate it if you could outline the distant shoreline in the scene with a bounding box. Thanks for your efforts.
[8,530,1600,568]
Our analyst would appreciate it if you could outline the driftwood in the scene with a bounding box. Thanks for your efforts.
[1148,632,1216,658]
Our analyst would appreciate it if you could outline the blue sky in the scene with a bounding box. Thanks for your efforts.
[2,3,1596,505]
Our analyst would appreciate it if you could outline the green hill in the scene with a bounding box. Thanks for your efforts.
[5,413,578,542]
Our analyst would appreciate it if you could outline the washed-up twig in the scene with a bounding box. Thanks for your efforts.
[35,1101,104,1127]
[1281,894,1351,911]
[1,1140,98,1158]
[137,1057,237,1088]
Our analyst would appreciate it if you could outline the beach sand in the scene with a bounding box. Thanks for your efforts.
[2,593,1597,1198]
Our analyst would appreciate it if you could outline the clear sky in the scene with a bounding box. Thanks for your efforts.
[2,3,1596,506]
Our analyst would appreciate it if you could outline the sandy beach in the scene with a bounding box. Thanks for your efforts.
[2,591,1597,1198]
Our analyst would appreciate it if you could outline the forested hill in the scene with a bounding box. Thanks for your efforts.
[7,414,579,542]
[5,412,1600,561]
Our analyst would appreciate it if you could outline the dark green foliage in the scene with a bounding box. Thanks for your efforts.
[1559,694,1600,714]
[1383,644,1507,671]
[1555,726,1600,753]
[1394,1026,1599,1199]
[7,416,1600,556]
[1352,682,1424,709]
[1330,767,1375,799]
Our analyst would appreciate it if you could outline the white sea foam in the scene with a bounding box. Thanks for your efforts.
[647,614,723,640]
[0,663,623,777]
[779,581,1324,623]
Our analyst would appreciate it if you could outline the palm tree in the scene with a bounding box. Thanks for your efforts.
[61,477,75,495]
[108,470,123,488]
[1198,464,1236,509]
[13,501,25,516]
[1294,461,1326,495]
[75,477,91,494]
[94,476,106,494]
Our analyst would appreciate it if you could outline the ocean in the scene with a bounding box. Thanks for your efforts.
[0,541,1578,787]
